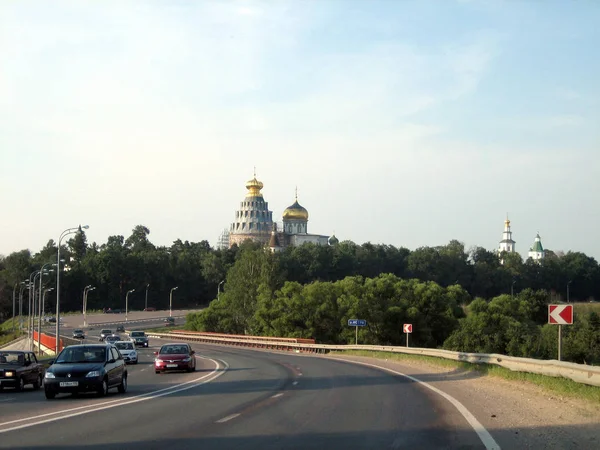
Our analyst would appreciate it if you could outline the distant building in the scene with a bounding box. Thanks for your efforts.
[528,233,546,261]
[226,173,332,250]
[498,216,516,256]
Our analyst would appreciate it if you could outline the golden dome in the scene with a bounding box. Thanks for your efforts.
[245,176,264,197]
[283,200,309,221]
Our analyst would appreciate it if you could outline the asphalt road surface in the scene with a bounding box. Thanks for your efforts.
[0,338,493,450]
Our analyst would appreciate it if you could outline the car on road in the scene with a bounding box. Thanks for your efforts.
[164,317,175,326]
[0,351,45,392]
[44,344,128,399]
[105,334,121,345]
[143,307,156,311]
[114,341,138,364]
[154,343,196,374]
[116,325,125,332]
[129,331,149,347]
[72,329,85,339]
[99,329,112,341]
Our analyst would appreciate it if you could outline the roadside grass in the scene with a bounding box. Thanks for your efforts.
[574,302,600,315]
[0,330,24,347]
[332,350,600,405]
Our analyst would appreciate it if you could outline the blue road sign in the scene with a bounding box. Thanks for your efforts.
[348,319,367,327]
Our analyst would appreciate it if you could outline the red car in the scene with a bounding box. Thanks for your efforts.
[154,343,196,374]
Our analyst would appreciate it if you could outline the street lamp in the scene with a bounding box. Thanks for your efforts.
[39,287,54,356]
[27,270,41,350]
[12,283,19,332]
[83,285,96,327]
[56,225,89,354]
[145,283,150,311]
[169,286,178,317]
[217,280,225,301]
[125,289,135,322]
[19,281,28,330]
[37,265,54,353]
[567,280,572,303]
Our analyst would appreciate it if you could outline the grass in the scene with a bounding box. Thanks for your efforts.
[332,349,600,405]
[574,302,600,315]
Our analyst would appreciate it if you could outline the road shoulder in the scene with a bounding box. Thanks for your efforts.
[325,353,600,449]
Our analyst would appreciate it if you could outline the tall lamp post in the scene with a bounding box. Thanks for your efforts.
[18,282,27,330]
[12,283,19,332]
[169,286,178,317]
[567,280,572,303]
[27,270,41,350]
[56,225,89,354]
[217,280,224,301]
[145,283,150,311]
[125,289,135,322]
[83,285,95,327]
[37,264,54,353]
[42,288,54,322]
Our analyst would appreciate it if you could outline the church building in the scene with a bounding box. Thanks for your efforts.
[225,173,335,250]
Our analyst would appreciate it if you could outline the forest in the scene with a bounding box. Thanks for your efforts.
[1,225,599,363]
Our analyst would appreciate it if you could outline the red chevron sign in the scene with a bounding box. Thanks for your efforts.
[548,305,573,325]
[403,324,412,333]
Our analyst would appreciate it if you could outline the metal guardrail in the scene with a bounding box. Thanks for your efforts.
[145,331,600,388]
[87,315,186,327]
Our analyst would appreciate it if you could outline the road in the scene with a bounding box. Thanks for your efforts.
[0,337,492,449]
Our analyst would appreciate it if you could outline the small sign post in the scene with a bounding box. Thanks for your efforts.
[348,319,367,345]
[548,305,573,361]
[403,323,412,348]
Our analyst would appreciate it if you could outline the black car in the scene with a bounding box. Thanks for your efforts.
[99,329,112,341]
[44,344,127,399]
[116,325,125,332]
[129,331,149,347]
[105,334,121,345]
[72,329,85,339]
[0,351,45,391]
[164,317,175,326]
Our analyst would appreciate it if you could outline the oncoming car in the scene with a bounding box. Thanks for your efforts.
[114,341,138,364]
[105,335,121,345]
[154,343,196,374]
[44,344,127,399]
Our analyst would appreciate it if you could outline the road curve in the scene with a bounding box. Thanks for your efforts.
[0,341,490,449]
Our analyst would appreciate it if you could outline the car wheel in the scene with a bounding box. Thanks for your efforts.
[15,377,25,392]
[33,374,43,390]
[155,370,161,374]
[118,375,127,394]
[45,389,56,400]
[97,378,109,397]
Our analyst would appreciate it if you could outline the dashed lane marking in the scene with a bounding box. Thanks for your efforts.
[271,393,284,398]
[215,413,240,423]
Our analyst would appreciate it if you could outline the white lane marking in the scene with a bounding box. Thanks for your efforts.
[215,413,240,423]
[0,356,228,433]
[335,357,500,450]
[271,393,284,398]
[292,381,298,386]
[298,373,303,376]
[0,398,15,403]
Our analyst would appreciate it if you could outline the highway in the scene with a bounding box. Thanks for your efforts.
[0,335,492,449]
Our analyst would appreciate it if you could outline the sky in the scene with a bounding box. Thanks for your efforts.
[1,0,599,259]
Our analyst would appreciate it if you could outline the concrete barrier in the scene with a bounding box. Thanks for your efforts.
[145,331,600,388]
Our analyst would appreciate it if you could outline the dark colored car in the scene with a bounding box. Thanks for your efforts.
[143,307,156,311]
[99,329,112,341]
[105,335,121,345]
[44,344,127,399]
[0,351,45,391]
[72,329,85,339]
[154,343,196,374]
[129,331,149,347]
[116,325,125,333]
[164,317,175,326]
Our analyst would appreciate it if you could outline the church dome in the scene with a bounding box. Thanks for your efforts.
[283,200,309,221]
[328,234,339,245]
[245,176,264,198]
